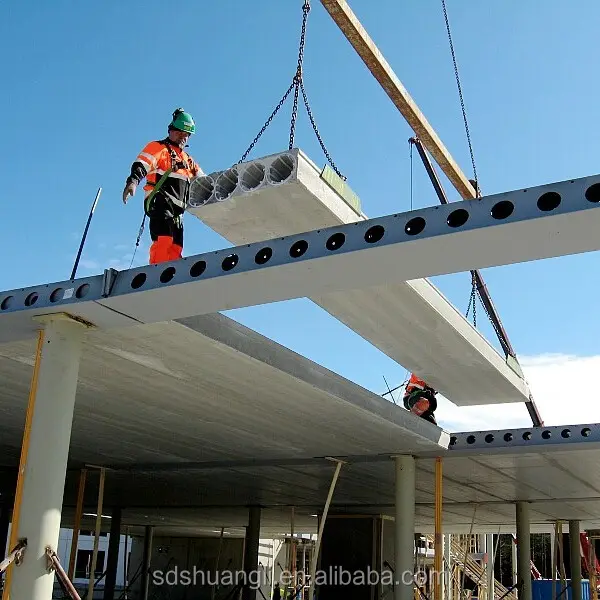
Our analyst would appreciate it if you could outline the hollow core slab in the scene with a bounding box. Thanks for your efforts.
[187,148,531,406]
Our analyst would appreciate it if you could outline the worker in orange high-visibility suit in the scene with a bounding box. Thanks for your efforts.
[403,373,438,425]
[122,108,204,264]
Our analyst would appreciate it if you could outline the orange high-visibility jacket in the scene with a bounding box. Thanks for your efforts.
[126,138,204,212]
[404,373,434,396]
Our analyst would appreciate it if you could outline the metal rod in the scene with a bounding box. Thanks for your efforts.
[46,547,82,600]
[408,136,544,427]
[309,459,343,600]
[71,186,102,280]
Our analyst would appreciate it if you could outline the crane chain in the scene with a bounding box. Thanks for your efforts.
[465,272,477,327]
[238,0,344,180]
[300,79,346,180]
[238,80,296,164]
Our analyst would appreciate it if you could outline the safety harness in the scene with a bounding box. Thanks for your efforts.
[143,139,191,217]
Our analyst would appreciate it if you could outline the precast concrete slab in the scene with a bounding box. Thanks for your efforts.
[0,313,447,470]
[35,425,600,534]
[186,149,543,405]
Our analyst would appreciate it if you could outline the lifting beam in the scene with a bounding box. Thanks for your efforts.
[408,136,544,427]
[319,0,476,200]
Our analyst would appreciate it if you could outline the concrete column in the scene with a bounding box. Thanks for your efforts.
[242,506,261,600]
[443,534,451,600]
[140,525,154,600]
[486,533,495,600]
[103,506,122,600]
[516,503,532,600]
[512,534,518,588]
[394,455,416,600]
[569,521,582,600]
[7,315,88,600]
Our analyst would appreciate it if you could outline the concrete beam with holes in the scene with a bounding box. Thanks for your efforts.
[1,167,599,400]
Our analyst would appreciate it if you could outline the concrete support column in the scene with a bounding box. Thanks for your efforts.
[103,506,122,600]
[516,503,532,600]
[140,525,154,600]
[6,315,88,600]
[512,534,518,588]
[243,506,261,600]
[569,521,582,600]
[394,455,416,600]
[486,533,495,600]
[443,534,451,600]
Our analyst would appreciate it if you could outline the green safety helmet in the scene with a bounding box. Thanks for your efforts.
[170,108,195,134]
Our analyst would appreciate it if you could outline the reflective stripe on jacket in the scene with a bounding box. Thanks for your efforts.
[128,138,203,211]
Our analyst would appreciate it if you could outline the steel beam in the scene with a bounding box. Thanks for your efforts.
[2,172,600,347]
[446,423,600,456]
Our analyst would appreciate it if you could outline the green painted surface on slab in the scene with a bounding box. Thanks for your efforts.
[320,165,362,215]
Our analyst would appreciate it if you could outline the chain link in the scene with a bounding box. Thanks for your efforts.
[237,80,296,164]
[237,0,344,179]
[300,79,345,180]
[441,0,479,194]
[465,272,477,327]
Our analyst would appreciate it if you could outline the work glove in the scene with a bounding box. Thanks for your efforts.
[122,182,136,204]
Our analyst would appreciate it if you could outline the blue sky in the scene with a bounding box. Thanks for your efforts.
[2,1,599,429]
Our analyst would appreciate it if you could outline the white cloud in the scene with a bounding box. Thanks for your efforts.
[435,353,600,432]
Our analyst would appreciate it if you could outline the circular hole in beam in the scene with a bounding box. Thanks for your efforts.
[222,254,239,271]
[466,435,476,445]
[76,284,90,299]
[25,292,39,307]
[561,429,571,438]
[131,273,147,289]
[582,427,592,437]
[485,434,494,443]
[447,208,469,228]
[326,232,345,251]
[255,247,273,265]
[50,288,64,303]
[585,183,600,203]
[541,430,552,439]
[504,432,513,442]
[160,267,176,283]
[1,296,13,310]
[289,240,308,258]
[522,431,532,440]
[364,225,385,243]
[537,191,561,212]
[190,261,207,278]
[405,216,426,236]
[491,200,514,220]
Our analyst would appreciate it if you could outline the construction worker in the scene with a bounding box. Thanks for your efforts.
[122,108,204,264]
[403,373,438,425]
